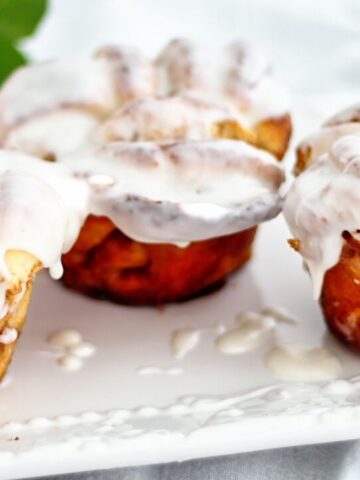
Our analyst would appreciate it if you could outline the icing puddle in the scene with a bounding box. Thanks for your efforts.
[44,307,341,386]
[137,366,184,376]
[264,345,342,382]
[47,328,96,371]
[0,303,352,462]
[216,311,276,354]
[169,306,297,359]
[171,328,201,359]
[166,306,342,384]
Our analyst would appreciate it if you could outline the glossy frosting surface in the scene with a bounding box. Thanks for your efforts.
[284,105,360,298]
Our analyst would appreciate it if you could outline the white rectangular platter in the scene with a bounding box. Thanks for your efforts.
[1,216,360,480]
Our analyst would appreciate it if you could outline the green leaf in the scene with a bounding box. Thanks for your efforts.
[0,34,26,84]
[0,0,48,41]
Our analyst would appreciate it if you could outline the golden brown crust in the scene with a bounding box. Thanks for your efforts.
[212,120,258,146]
[294,143,312,175]
[62,215,256,305]
[288,238,301,252]
[61,113,291,306]
[320,233,360,352]
[0,250,41,381]
[213,114,292,161]
[254,113,292,161]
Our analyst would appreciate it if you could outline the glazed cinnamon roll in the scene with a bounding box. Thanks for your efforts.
[284,104,360,351]
[0,39,291,379]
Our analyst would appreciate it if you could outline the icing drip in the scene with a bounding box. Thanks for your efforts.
[48,329,83,347]
[216,311,276,354]
[49,261,64,280]
[0,327,17,344]
[168,307,296,359]
[47,328,96,371]
[0,137,283,313]
[0,151,89,283]
[58,354,83,371]
[171,329,201,359]
[284,110,360,298]
[136,366,183,376]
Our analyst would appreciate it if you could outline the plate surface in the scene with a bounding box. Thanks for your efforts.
[1,216,360,479]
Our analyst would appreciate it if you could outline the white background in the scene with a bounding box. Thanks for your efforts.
[25,0,360,96]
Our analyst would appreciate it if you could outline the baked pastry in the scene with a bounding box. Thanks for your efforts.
[0,39,291,374]
[284,104,360,351]
[0,39,291,309]
[0,250,40,380]
[62,215,257,304]
[0,40,291,160]
[0,149,87,378]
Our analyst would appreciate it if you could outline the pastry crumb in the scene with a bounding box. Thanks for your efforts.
[288,238,300,251]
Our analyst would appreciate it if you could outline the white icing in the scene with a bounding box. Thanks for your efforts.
[64,140,284,244]
[0,139,283,314]
[0,58,117,130]
[47,329,83,348]
[67,342,96,358]
[264,345,342,382]
[58,354,84,371]
[260,306,297,324]
[284,124,360,298]
[0,151,88,301]
[3,110,99,159]
[95,45,155,102]
[88,174,115,189]
[0,327,17,344]
[168,307,296,360]
[171,328,201,359]
[0,40,287,314]
[297,122,360,166]
[324,103,360,126]
[155,39,287,123]
[0,39,288,157]
[136,366,183,376]
[95,95,240,143]
[216,311,275,354]
[48,328,95,370]
[49,260,64,280]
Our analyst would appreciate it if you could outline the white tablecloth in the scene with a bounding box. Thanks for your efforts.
[30,441,360,480]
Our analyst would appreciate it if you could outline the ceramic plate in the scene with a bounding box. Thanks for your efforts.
[1,214,360,479]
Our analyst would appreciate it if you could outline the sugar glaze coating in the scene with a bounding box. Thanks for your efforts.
[0,39,289,314]
[284,104,360,298]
